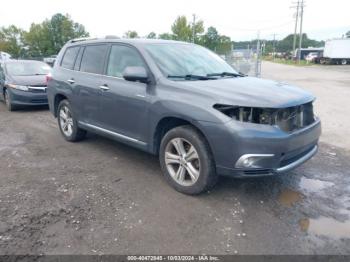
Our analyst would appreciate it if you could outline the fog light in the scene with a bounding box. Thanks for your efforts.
[235,154,275,168]
[243,158,254,167]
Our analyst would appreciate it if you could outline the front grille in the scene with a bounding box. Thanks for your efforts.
[280,144,315,167]
[29,84,46,87]
[243,169,271,175]
[31,99,48,104]
[29,88,46,93]
[28,86,47,93]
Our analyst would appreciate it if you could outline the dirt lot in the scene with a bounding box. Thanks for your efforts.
[0,62,350,255]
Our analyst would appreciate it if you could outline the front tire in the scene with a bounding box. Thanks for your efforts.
[4,89,16,111]
[159,125,217,195]
[57,99,86,142]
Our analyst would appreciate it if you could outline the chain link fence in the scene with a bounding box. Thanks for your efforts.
[224,49,261,77]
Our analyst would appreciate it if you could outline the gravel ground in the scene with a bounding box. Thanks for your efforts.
[0,62,349,255]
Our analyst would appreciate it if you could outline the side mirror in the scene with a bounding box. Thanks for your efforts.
[122,66,149,83]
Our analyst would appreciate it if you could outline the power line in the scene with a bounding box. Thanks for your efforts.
[218,20,294,32]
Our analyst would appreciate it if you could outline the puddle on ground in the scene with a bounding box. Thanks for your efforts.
[278,188,303,207]
[299,218,310,232]
[299,177,334,193]
[302,216,350,239]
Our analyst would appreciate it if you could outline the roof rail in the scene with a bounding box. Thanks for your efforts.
[69,37,98,43]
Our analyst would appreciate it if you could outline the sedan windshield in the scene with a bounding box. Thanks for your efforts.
[145,43,239,80]
[6,61,51,76]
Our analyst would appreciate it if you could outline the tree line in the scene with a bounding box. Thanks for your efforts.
[0,13,89,58]
[1,13,345,59]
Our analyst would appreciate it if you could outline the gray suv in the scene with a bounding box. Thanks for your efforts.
[47,37,321,195]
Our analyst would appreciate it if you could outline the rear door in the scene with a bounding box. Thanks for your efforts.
[0,65,5,92]
[74,44,109,125]
[98,44,150,141]
[55,45,81,114]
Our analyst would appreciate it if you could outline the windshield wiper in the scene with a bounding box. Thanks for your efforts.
[207,72,245,78]
[167,74,216,80]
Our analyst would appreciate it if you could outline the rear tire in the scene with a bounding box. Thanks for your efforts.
[341,59,347,65]
[57,99,86,142]
[4,89,16,111]
[159,125,218,195]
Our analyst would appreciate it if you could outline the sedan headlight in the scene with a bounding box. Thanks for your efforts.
[7,84,29,91]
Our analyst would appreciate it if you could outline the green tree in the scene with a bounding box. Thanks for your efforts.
[216,35,232,55]
[0,25,25,58]
[48,13,89,53]
[200,26,220,51]
[124,30,139,38]
[192,19,204,43]
[147,32,157,39]
[171,16,192,41]
[276,34,323,52]
[23,23,52,57]
[346,31,350,38]
[23,13,89,57]
[158,33,174,40]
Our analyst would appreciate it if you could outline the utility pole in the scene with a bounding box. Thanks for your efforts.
[292,0,300,59]
[255,30,261,77]
[272,33,276,60]
[192,14,196,43]
[298,0,305,64]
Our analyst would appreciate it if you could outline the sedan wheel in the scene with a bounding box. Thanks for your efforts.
[4,89,15,111]
[165,138,201,186]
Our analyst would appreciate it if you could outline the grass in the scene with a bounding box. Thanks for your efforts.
[263,57,315,67]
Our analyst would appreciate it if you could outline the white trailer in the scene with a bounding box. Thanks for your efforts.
[320,38,350,65]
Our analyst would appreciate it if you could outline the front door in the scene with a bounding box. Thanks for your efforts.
[98,44,150,142]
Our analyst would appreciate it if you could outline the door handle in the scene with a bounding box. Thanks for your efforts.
[67,79,75,84]
[99,84,109,91]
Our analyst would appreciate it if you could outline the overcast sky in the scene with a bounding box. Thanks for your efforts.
[1,0,349,41]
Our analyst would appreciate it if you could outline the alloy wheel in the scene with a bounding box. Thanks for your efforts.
[164,138,201,186]
[59,105,74,137]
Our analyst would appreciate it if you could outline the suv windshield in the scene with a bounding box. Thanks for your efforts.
[6,61,51,76]
[145,43,239,80]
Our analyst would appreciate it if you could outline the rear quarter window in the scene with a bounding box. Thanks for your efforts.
[61,46,80,69]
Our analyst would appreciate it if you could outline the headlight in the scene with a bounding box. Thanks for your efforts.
[7,84,29,91]
[214,102,315,132]
[213,104,275,124]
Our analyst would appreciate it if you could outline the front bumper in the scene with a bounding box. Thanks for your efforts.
[198,117,321,177]
[7,88,48,106]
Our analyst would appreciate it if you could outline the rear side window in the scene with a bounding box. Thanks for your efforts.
[61,46,80,69]
[80,45,108,74]
[74,47,85,71]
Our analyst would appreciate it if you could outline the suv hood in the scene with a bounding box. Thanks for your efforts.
[179,76,314,108]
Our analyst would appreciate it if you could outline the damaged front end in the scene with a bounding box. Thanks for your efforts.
[214,102,315,132]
